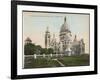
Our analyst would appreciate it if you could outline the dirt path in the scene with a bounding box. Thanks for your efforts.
[52,59,65,67]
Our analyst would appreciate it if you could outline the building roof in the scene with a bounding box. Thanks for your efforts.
[25,37,32,42]
[45,27,50,33]
[60,17,70,33]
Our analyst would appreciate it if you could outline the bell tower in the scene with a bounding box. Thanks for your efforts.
[45,27,51,48]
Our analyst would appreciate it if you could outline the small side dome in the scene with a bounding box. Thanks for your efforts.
[25,37,32,43]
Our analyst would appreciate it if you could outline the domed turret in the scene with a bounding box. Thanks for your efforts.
[60,17,70,33]
[25,37,32,44]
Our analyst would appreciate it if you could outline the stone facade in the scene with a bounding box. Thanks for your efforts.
[45,17,85,56]
[45,27,51,48]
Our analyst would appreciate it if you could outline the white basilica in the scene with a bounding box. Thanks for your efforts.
[45,17,85,56]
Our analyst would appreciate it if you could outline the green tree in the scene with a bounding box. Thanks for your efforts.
[24,42,54,55]
[35,45,42,54]
[24,43,35,55]
[48,48,54,54]
[41,48,48,54]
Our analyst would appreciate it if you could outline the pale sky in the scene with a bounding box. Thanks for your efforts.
[23,11,90,53]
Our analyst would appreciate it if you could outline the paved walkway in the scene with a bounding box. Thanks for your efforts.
[52,59,65,67]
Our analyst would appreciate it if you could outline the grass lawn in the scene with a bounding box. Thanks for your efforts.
[24,57,61,68]
[58,54,89,66]
[24,54,89,69]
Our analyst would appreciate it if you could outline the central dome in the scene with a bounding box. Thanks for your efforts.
[60,17,70,32]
